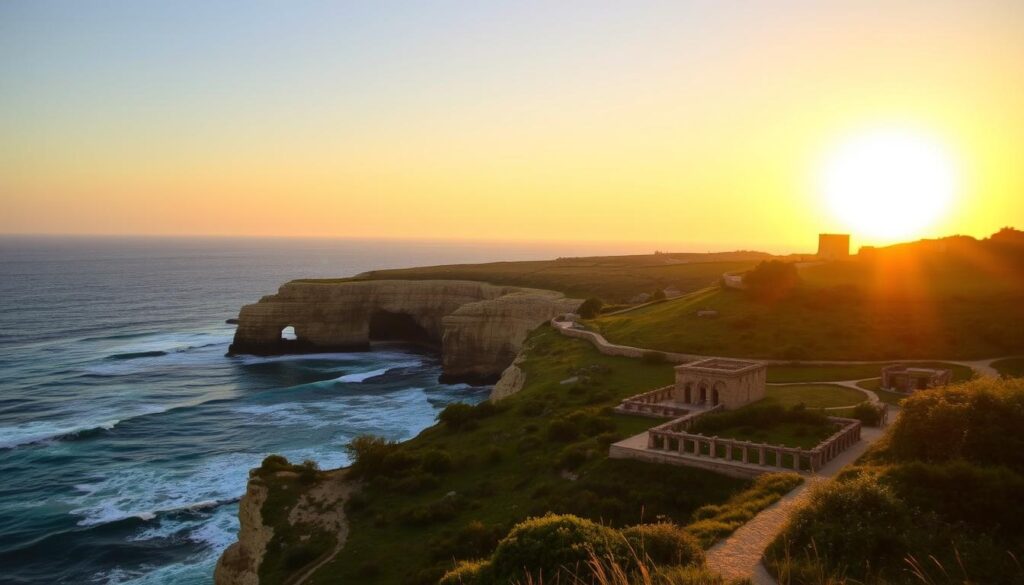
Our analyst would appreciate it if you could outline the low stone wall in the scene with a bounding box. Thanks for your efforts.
[613,385,690,418]
[553,320,703,364]
[645,416,861,474]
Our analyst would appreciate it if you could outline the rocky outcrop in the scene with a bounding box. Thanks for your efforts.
[490,354,526,400]
[230,280,580,382]
[214,482,271,585]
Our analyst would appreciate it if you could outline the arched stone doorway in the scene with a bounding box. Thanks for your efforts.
[712,381,726,406]
[683,382,693,404]
[699,381,708,404]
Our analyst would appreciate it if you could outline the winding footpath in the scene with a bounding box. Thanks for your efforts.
[549,312,1016,583]
[703,410,892,584]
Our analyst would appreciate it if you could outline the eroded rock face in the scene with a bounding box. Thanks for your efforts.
[213,482,271,585]
[230,280,580,382]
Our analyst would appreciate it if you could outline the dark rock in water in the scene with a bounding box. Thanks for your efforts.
[225,318,239,325]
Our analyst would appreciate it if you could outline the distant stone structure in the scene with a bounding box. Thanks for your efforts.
[674,358,767,409]
[611,357,861,478]
[881,365,952,393]
[817,233,851,260]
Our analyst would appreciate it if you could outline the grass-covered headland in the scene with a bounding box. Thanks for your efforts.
[765,377,1024,585]
[253,328,804,585]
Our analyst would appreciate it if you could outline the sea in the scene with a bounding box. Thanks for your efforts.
[0,236,642,585]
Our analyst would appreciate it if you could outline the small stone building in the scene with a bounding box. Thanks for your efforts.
[881,365,952,393]
[817,233,850,260]
[674,358,766,410]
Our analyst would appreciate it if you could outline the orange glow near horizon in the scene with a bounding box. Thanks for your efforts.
[1,2,1022,254]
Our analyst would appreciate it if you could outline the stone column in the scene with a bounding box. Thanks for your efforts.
[725,443,733,461]
[741,445,749,464]
[759,446,766,466]
[792,451,801,470]
[710,438,718,459]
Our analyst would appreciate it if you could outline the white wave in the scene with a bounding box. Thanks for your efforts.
[333,360,422,383]
[0,417,122,450]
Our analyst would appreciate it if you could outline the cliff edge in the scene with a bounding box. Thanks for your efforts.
[230,279,580,382]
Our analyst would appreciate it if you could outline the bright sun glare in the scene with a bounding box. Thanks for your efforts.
[821,128,959,240]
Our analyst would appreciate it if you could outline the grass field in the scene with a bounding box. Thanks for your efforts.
[993,357,1024,378]
[592,275,1024,360]
[764,384,867,408]
[701,421,835,450]
[303,254,763,302]
[306,328,787,585]
[766,361,975,383]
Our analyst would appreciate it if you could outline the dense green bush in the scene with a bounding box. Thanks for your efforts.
[421,449,454,474]
[428,520,507,564]
[437,559,492,585]
[437,403,477,430]
[850,402,884,426]
[547,418,581,442]
[577,298,604,318]
[691,403,827,435]
[767,380,1024,584]
[398,494,466,526]
[743,260,800,301]
[768,473,916,576]
[346,435,416,479]
[490,514,627,582]
[622,523,704,566]
[886,377,1024,471]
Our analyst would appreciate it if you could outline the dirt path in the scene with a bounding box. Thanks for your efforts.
[289,472,356,585]
[703,413,892,584]
[552,317,1020,376]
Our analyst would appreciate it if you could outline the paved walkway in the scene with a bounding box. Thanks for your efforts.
[552,317,1016,379]
[703,412,892,584]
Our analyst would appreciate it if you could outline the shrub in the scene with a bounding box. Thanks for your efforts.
[346,435,404,479]
[297,459,319,484]
[518,400,545,416]
[257,454,290,474]
[437,559,492,585]
[577,298,604,318]
[429,520,506,563]
[556,445,589,470]
[547,418,580,442]
[850,402,884,427]
[743,260,800,301]
[766,473,917,578]
[884,377,1024,472]
[421,449,455,474]
[622,523,704,567]
[490,514,627,582]
[399,494,466,526]
[438,403,477,431]
[389,471,439,494]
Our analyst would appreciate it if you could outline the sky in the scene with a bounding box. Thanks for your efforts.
[1,0,1022,253]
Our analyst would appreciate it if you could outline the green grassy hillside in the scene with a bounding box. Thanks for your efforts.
[301,253,765,302]
[279,328,800,585]
[591,259,1024,360]
[765,377,1024,584]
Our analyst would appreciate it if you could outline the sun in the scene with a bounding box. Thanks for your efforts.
[819,127,959,241]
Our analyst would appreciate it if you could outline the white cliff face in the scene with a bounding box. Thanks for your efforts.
[231,280,580,382]
[213,483,272,585]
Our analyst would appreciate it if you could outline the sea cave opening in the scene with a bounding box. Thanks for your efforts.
[368,310,434,346]
[280,325,298,341]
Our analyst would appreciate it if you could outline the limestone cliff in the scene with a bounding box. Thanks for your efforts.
[230,279,580,382]
[214,482,271,585]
